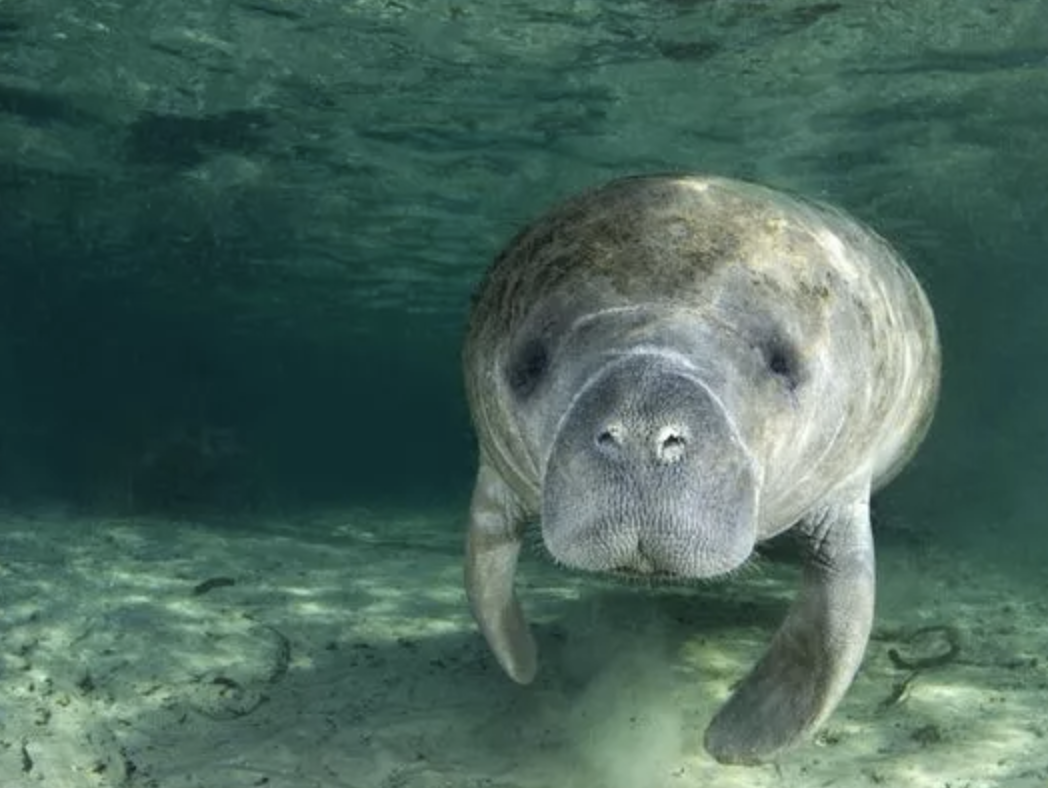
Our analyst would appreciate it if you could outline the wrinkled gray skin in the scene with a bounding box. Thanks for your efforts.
[462,174,940,765]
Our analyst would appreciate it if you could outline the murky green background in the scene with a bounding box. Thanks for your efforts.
[1,1,1046,560]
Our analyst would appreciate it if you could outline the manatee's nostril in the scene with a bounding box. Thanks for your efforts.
[595,423,624,452]
[656,426,689,463]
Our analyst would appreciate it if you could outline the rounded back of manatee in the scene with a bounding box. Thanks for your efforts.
[461,174,940,764]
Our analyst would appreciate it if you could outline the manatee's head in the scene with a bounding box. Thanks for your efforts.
[468,176,832,580]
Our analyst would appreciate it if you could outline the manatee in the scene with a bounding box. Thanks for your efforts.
[460,174,940,764]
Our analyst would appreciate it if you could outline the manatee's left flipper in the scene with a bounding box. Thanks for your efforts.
[465,459,537,684]
[704,483,875,764]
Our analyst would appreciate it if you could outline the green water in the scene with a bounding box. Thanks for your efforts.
[1,2,1046,526]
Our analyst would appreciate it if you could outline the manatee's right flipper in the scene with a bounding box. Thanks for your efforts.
[704,484,875,764]
[464,460,536,684]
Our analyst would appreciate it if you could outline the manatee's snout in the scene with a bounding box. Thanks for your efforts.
[542,354,759,578]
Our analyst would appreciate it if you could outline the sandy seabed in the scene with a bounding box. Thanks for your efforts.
[1,504,1046,788]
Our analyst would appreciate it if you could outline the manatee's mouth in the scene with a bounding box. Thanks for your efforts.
[610,565,680,580]
[608,549,682,580]
[600,565,703,588]
[526,526,697,585]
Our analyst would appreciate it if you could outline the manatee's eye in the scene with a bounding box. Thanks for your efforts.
[768,348,791,376]
[507,338,549,398]
[763,339,803,391]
